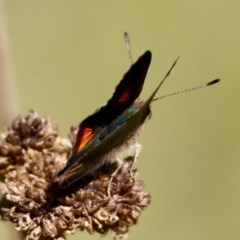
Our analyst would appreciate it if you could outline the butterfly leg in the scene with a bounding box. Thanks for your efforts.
[130,143,142,178]
[107,162,122,197]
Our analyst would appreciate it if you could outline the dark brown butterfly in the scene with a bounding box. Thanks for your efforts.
[55,50,220,189]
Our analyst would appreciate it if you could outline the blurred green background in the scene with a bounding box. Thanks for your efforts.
[1,0,240,240]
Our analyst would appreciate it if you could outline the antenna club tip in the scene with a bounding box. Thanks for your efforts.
[124,31,128,37]
[207,78,221,86]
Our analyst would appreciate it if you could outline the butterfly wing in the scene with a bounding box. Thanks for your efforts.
[56,51,152,186]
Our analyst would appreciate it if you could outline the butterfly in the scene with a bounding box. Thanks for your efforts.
[55,50,220,189]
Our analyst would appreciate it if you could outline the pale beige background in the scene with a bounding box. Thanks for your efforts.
[1,1,240,240]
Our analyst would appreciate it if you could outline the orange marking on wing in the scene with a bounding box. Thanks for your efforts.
[77,127,94,152]
[118,91,130,103]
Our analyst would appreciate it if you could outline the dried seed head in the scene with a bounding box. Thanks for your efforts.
[0,110,152,239]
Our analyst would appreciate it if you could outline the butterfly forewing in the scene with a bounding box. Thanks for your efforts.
[56,51,152,187]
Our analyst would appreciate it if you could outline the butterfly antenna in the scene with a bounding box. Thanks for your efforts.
[124,32,133,64]
[148,57,180,101]
[152,78,220,102]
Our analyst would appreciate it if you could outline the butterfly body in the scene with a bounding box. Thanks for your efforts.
[57,99,151,188]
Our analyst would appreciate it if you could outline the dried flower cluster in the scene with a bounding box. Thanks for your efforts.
[0,110,151,240]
